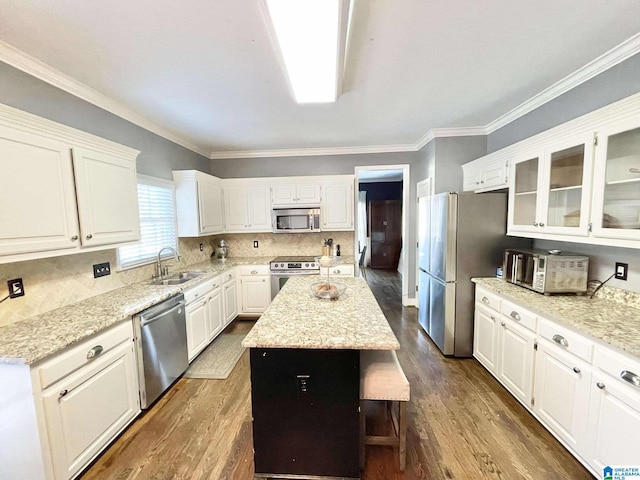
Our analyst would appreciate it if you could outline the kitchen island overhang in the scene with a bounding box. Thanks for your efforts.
[243,276,399,480]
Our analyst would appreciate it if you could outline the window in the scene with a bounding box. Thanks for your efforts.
[117,174,178,270]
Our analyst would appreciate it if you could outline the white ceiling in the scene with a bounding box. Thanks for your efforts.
[1,0,640,159]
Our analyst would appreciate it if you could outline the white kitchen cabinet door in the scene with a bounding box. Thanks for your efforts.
[271,185,298,206]
[246,186,272,231]
[496,317,536,406]
[508,153,544,235]
[72,147,140,247]
[240,275,271,314]
[42,341,138,480]
[198,181,224,234]
[223,187,247,231]
[586,371,640,472]
[0,126,80,256]
[533,339,591,455]
[206,287,223,341]
[223,278,238,326]
[186,296,209,362]
[473,306,499,374]
[296,184,321,204]
[481,159,508,191]
[321,183,354,231]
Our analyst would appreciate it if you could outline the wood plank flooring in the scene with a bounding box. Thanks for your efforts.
[82,270,593,479]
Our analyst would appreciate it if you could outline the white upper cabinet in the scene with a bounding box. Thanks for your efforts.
[0,104,140,264]
[72,148,140,247]
[0,125,80,256]
[272,183,321,206]
[508,133,594,238]
[591,117,640,241]
[173,170,224,236]
[321,181,354,231]
[462,155,509,192]
[223,183,272,233]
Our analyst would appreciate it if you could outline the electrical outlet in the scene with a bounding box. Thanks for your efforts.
[93,262,111,278]
[615,262,628,281]
[253,240,259,248]
[199,243,204,252]
[7,278,25,298]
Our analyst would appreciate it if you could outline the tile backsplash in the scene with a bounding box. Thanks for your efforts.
[0,232,354,326]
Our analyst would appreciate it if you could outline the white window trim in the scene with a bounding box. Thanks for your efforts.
[116,174,179,271]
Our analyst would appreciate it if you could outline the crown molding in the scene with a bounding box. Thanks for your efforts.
[209,143,418,159]
[413,126,489,151]
[0,40,210,157]
[486,32,640,134]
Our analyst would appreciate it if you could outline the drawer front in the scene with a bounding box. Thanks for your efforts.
[500,299,536,332]
[221,268,236,284]
[321,264,355,277]
[238,265,270,276]
[38,320,133,389]
[594,345,640,391]
[183,278,215,304]
[538,317,594,363]
[475,286,501,313]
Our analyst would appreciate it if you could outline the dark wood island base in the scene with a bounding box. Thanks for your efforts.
[249,348,360,480]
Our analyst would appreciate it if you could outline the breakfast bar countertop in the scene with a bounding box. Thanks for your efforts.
[0,257,273,366]
[242,275,399,350]
[473,277,640,359]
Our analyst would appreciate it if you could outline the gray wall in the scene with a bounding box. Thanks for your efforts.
[0,61,210,180]
[487,53,640,293]
[433,136,488,193]
[488,52,640,153]
[211,152,423,298]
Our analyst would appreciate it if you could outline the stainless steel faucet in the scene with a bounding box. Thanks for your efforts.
[156,246,180,279]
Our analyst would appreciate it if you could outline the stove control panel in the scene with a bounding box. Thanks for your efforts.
[270,261,318,271]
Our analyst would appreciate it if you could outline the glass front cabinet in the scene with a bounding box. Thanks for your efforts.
[591,118,640,241]
[508,134,594,237]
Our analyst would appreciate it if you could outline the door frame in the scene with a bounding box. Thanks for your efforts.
[354,164,411,306]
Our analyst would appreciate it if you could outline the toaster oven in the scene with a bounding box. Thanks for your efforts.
[503,248,589,294]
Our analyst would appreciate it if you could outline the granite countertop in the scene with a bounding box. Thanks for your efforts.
[0,256,274,366]
[242,276,399,350]
[473,278,640,359]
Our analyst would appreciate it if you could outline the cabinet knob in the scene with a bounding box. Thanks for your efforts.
[71,235,78,241]
[596,382,605,390]
[87,345,104,359]
[481,296,489,304]
[251,270,258,275]
[539,222,545,227]
[552,334,568,347]
[59,389,68,398]
[510,311,521,321]
[335,269,341,274]
[573,367,581,374]
[533,222,539,227]
[490,315,496,320]
[500,321,506,327]
[86,234,93,240]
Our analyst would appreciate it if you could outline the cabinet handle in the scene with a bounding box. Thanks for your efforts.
[596,382,605,390]
[251,270,258,275]
[481,296,489,304]
[620,370,640,387]
[539,222,545,227]
[533,222,539,227]
[86,234,93,240]
[87,345,104,359]
[552,334,568,347]
[71,235,78,241]
[335,269,341,274]
[59,389,68,398]
[500,321,505,327]
[262,279,265,282]
[573,367,581,374]
[490,315,496,320]
[510,311,521,321]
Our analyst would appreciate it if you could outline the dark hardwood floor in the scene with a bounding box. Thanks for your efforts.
[82,269,593,479]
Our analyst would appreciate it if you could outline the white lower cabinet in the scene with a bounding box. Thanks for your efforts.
[184,276,224,362]
[473,284,640,477]
[222,270,238,325]
[319,263,355,277]
[533,339,591,455]
[238,265,271,315]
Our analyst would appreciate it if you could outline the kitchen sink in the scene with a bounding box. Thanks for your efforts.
[150,271,205,286]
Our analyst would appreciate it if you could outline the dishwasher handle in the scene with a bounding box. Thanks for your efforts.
[140,300,185,327]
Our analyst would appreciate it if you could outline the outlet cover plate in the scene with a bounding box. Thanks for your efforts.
[93,262,111,278]
[615,262,629,281]
[8,278,25,298]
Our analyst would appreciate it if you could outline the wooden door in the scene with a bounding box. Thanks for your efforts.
[369,200,402,269]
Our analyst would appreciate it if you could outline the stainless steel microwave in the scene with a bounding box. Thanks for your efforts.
[503,248,589,294]
[272,208,320,233]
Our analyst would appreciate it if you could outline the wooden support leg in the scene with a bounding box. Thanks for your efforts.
[399,401,407,471]
[360,400,366,470]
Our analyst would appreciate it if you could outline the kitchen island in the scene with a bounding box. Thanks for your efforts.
[242,276,399,480]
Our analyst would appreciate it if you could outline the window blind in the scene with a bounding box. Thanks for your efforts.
[117,175,178,270]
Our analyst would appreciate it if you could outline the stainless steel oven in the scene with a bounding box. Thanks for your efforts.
[270,256,320,299]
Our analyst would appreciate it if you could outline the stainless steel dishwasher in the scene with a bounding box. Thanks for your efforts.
[133,293,188,409]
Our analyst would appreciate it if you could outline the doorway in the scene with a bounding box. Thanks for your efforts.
[354,164,410,305]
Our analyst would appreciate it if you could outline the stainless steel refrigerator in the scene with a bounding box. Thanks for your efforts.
[418,192,525,357]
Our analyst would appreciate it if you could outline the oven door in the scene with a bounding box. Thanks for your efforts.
[270,272,291,300]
